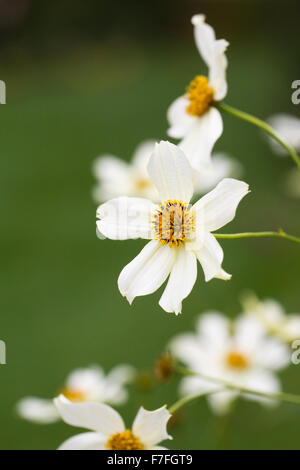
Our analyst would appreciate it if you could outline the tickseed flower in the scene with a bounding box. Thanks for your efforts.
[96,141,249,314]
[267,114,300,156]
[55,396,172,450]
[167,14,229,172]
[92,140,158,202]
[16,365,135,424]
[170,312,289,414]
[242,293,300,344]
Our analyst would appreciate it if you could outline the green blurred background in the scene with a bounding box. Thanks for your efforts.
[0,0,300,450]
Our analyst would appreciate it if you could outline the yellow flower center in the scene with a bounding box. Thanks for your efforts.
[151,200,195,248]
[186,75,214,117]
[225,351,249,370]
[106,430,144,450]
[60,388,87,403]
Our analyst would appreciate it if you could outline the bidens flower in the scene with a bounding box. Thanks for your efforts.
[170,312,289,415]
[242,293,300,343]
[96,141,249,314]
[167,14,229,171]
[55,396,172,450]
[16,365,135,424]
[267,114,300,156]
[92,140,158,202]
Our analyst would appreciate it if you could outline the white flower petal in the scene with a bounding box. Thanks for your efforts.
[147,141,194,203]
[193,153,242,195]
[193,178,249,232]
[167,96,197,139]
[54,395,125,437]
[66,366,105,395]
[169,333,203,366]
[96,197,155,240]
[106,364,136,384]
[92,155,131,202]
[159,248,197,315]
[196,312,231,348]
[151,446,169,450]
[132,406,172,447]
[242,370,281,407]
[118,240,175,305]
[191,232,231,282]
[132,140,156,170]
[16,397,59,424]
[58,432,106,450]
[283,315,300,342]
[267,114,300,155]
[179,376,221,398]
[179,107,223,171]
[208,390,238,415]
[192,15,229,100]
[252,337,290,371]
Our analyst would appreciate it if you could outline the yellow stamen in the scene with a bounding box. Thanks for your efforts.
[106,430,144,450]
[60,388,87,403]
[225,351,249,370]
[186,75,214,117]
[151,200,195,248]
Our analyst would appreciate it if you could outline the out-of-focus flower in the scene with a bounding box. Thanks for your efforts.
[97,141,249,314]
[55,396,172,450]
[267,114,300,156]
[167,14,229,172]
[92,141,158,202]
[16,365,135,424]
[241,292,300,343]
[170,312,289,415]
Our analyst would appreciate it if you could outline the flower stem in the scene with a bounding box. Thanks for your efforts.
[214,230,300,245]
[217,102,300,170]
[171,366,300,410]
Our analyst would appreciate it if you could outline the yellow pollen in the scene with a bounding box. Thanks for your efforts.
[186,75,214,117]
[225,351,249,370]
[106,430,144,450]
[151,200,195,247]
[135,177,151,190]
[60,388,87,403]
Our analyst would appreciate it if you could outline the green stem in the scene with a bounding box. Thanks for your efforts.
[214,230,300,245]
[173,366,300,407]
[168,391,210,414]
[218,102,300,170]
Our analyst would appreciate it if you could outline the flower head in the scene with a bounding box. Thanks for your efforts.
[96,141,249,314]
[170,312,289,414]
[92,140,158,202]
[242,293,300,344]
[55,396,172,450]
[16,364,135,424]
[167,14,229,171]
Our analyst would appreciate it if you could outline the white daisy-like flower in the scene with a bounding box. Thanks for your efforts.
[92,140,158,202]
[16,364,135,424]
[242,293,300,343]
[55,396,172,450]
[170,312,289,415]
[167,14,229,172]
[96,140,249,314]
[267,114,300,156]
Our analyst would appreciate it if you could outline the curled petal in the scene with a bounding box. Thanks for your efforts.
[132,406,172,448]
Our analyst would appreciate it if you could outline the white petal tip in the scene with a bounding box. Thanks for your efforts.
[191,14,206,25]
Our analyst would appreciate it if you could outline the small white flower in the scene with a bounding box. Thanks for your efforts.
[167,14,229,171]
[96,141,249,314]
[242,293,300,343]
[267,113,300,156]
[170,312,289,415]
[92,140,158,202]
[55,396,172,450]
[16,365,135,424]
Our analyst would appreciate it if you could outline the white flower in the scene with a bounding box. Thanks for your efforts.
[170,312,289,415]
[167,14,229,171]
[96,141,249,314]
[16,364,135,424]
[92,140,158,202]
[267,114,300,156]
[242,293,300,343]
[193,152,242,195]
[55,396,172,450]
